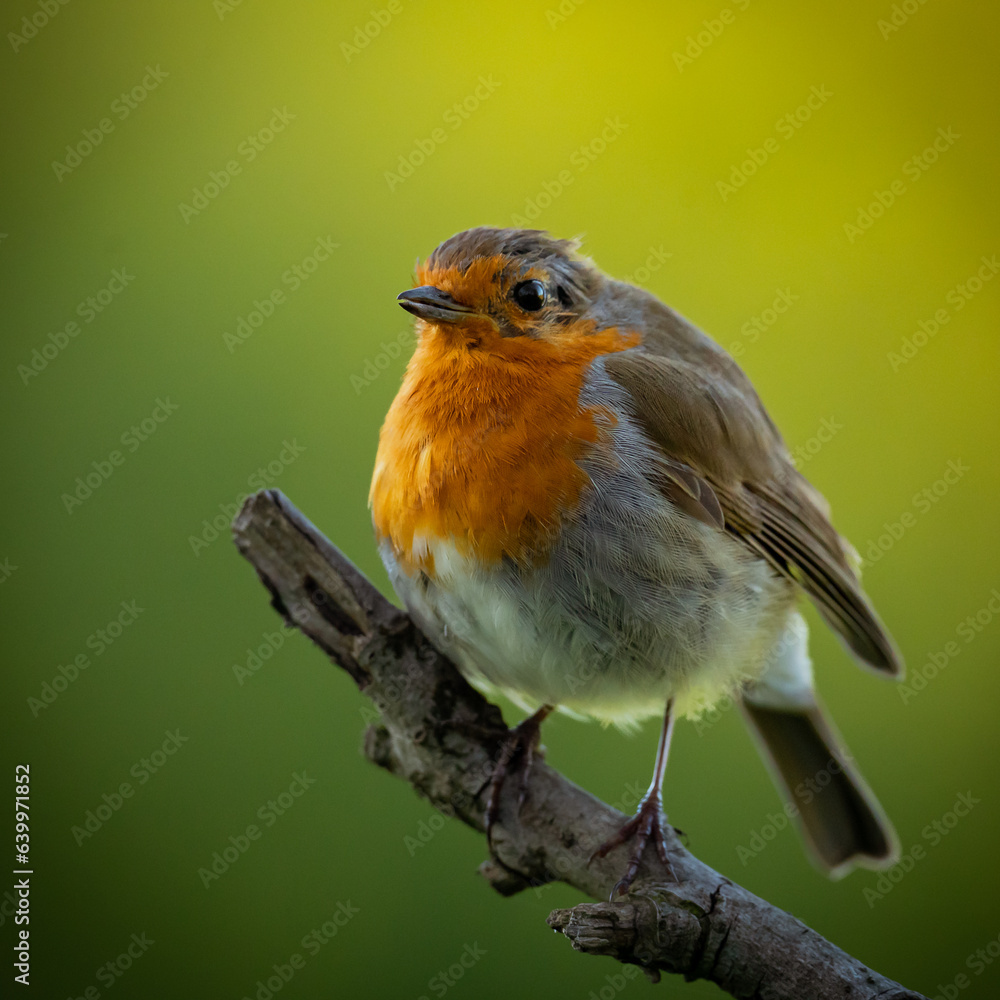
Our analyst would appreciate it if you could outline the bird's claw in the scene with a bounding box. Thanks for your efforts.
[589,792,677,899]
[484,705,553,852]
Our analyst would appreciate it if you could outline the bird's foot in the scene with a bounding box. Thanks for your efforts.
[484,704,553,853]
[590,791,677,899]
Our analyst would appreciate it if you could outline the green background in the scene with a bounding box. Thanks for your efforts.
[3,1,998,997]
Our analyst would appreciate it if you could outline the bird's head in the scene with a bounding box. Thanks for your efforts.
[397,227,604,348]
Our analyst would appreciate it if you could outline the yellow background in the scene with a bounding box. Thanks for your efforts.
[2,1,998,996]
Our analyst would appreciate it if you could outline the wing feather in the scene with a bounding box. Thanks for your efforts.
[602,347,902,675]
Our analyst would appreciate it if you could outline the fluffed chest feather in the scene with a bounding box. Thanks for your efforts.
[374,356,795,725]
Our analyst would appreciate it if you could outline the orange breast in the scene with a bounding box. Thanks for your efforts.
[370,324,639,574]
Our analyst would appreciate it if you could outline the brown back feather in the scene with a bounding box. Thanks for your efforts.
[600,312,902,676]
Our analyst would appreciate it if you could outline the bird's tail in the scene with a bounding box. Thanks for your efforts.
[741,700,898,876]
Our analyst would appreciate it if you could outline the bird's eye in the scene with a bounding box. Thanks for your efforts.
[513,279,546,312]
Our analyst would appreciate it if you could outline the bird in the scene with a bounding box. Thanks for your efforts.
[369,226,902,898]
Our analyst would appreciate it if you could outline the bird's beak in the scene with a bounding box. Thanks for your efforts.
[397,285,480,324]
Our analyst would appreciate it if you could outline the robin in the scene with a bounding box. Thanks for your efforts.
[370,226,902,897]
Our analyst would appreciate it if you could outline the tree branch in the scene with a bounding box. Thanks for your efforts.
[232,489,927,999]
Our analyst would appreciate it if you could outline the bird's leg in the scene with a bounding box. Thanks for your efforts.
[484,704,554,852]
[590,698,677,899]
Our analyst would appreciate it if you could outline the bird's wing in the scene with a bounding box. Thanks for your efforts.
[601,345,902,675]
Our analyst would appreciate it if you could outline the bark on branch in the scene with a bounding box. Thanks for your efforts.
[232,489,926,999]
